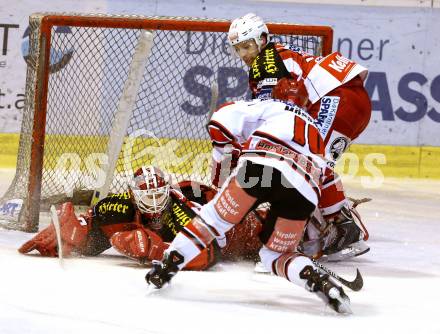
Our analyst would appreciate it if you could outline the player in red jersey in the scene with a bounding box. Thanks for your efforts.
[222,13,371,260]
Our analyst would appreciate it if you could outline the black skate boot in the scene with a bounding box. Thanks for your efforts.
[322,206,369,261]
[145,250,184,289]
[300,265,352,314]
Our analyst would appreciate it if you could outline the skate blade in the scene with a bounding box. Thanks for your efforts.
[145,282,170,296]
[335,295,353,314]
[328,287,353,314]
[254,261,271,274]
[325,241,370,262]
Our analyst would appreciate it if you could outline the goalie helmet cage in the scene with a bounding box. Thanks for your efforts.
[0,13,333,232]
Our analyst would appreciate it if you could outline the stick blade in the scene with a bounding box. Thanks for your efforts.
[50,205,65,268]
[342,268,363,291]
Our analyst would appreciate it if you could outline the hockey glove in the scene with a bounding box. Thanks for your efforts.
[272,77,309,108]
[145,250,184,288]
[110,227,168,263]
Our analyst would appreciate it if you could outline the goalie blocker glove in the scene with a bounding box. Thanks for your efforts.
[145,250,184,289]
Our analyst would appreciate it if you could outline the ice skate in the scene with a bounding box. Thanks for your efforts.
[322,206,370,262]
[300,265,352,314]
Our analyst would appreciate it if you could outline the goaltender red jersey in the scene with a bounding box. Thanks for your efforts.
[92,188,200,243]
[18,180,263,271]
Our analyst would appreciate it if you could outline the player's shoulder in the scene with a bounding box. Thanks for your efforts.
[168,189,198,219]
[172,181,214,206]
[272,42,296,51]
[277,43,314,57]
[170,187,198,209]
[170,187,188,203]
[94,191,133,207]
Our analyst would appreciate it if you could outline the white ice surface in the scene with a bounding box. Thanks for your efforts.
[1,170,440,334]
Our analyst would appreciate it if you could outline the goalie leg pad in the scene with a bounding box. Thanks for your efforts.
[58,202,88,250]
[18,202,88,257]
[18,224,58,256]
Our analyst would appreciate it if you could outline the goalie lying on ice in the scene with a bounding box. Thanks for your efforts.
[18,166,263,270]
[18,163,368,270]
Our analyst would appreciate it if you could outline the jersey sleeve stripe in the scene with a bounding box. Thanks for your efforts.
[180,228,206,251]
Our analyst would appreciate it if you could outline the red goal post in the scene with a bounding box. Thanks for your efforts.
[0,13,333,232]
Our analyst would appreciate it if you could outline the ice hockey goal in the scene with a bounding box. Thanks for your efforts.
[0,13,333,232]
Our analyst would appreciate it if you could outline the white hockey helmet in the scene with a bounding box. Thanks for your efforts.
[228,13,269,52]
[130,166,171,216]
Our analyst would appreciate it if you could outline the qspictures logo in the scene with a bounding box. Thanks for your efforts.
[21,25,74,73]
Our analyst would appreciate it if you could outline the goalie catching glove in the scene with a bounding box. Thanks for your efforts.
[18,202,89,257]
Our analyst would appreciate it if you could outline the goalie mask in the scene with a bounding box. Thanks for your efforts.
[228,13,269,55]
[130,166,171,222]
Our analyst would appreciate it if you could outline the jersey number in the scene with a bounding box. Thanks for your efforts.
[292,117,324,155]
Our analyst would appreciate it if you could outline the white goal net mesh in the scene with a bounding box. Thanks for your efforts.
[0,13,331,231]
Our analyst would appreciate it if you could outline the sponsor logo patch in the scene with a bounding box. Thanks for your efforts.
[257,77,278,88]
[136,230,145,253]
[315,96,340,139]
[256,88,273,100]
[0,199,23,219]
[263,47,278,74]
[287,45,304,53]
[251,55,262,79]
[319,53,356,82]
[330,137,349,161]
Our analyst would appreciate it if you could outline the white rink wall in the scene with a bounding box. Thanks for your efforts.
[0,0,439,146]
[255,0,440,7]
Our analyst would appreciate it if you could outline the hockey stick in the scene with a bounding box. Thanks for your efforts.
[50,205,64,268]
[205,83,219,127]
[250,210,363,291]
[251,210,363,291]
[254,258,363,292]
[90,30,154,206]
[311,258,363,291]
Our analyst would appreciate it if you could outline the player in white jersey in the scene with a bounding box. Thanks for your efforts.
[145,100,352,314]
[225,13,371,261]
